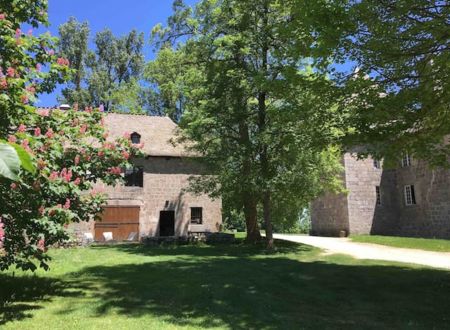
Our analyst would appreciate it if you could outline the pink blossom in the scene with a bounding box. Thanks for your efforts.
[34,127,41,136]
[0,79,7,89]
[123,132,131,139]
[21,139,29,148]
[137,142,145,149]
[99,104,105,112]
[37,108,50,117]
[63,199,71,209]
[60,168,72,182]
[73,177,81,186]
[10,183,18,190]
[36,63,42,72]
[0,14,5,20]
[37,239,45,251]
[98,150,105,158]
[26,85,36,94]
[79,148,86,155]
[21,94,29,104]
[49,171,59,181]
[108,167,122,175]
[15,28,21,38]
[79,124,87,134]
[17,124,26,133]
[8,135,16,143]
[56,57,69,67]
[27,29,33,36]
[122,151,130,160]
[0,218,4,243]
[74,154,80,165]
[45,128,54,138]
[47,49,55,56]
[37,159,46,170]
[38,206,45,215]
[6,67,15,77]
[85,106,93,113]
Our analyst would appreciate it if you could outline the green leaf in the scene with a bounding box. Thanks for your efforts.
[0,142,21,181]
[11,143,36,174]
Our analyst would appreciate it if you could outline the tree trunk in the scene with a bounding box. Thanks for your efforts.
[263,191,274,249]
[258,1,273,249]
[244,195,261,242]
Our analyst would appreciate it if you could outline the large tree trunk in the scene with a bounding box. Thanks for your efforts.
[258,1,274,249]
[263,191,274,249]
[244,195,261,242]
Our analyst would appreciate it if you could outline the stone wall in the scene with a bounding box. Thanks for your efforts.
[385,158,450,238]
[311,157,349,236]
[71,156,222,240]
[311,152,450,239]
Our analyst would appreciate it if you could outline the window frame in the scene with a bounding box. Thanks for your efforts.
[124,166,144,187]
[130,132,141,144]
[404,185,416,205]
[190,207,203,225]
[401,154,411,167]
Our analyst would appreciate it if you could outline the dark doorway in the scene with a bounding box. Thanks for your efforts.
[159,211,175,236]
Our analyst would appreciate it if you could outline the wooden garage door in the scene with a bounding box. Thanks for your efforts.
[95,206,140,241]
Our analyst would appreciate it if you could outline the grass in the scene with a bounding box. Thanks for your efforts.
[1,239,449,329]
[351,235,450,252]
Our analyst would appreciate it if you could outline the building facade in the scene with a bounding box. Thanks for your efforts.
[72,113,222,241]
[311,151,450,239]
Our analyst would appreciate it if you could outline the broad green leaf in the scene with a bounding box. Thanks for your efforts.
[0,142,21,181]
[11,143,36,174]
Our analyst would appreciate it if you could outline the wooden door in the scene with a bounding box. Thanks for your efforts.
[95,206,140,241]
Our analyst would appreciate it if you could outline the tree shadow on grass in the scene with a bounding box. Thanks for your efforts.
[68,252,450,329]
[91,238,312,258]
[0,274,86,325]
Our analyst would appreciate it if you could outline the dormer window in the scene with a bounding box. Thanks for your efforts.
[131,132,141,144]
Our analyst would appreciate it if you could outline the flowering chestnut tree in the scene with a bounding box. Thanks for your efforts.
[0,1,142,271]
[0,107,142,271]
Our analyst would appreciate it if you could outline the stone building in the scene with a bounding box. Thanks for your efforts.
[73,113,222,241]
[311,150,450,239]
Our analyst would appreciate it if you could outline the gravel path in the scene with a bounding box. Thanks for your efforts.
[273,234,450,270]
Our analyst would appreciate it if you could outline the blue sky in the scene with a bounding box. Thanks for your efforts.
[38,0,198,106]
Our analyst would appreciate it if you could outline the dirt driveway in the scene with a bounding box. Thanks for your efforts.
[274,234,450,270]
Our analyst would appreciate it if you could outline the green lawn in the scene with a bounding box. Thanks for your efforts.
[1,240,450,329]
[351,235,450,252]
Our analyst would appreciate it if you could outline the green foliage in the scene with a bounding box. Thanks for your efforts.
[339,1,450,166]
[0,2,141,271]
[0,141,35,180]
[58,18,146,113]
[351,235,450,253]
[151,0,346,240]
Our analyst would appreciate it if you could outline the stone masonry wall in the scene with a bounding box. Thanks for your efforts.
[71,156,222,240]
[387,158,450,238]
[311,157,349,237]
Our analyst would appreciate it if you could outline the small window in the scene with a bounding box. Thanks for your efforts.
[401,153,411,167]
[131,132,141,144]
[404,185,416,205]
[376,186,381,205]
[190,207,203,224]
[124,166,143,187]
[373,159,381,169]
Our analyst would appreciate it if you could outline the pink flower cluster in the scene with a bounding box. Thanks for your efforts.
[0,13,6,20]
[7,67,16,77]
[0,217,5,244]
[37,108,50,117]
[17,124,26,133]
[0,78,7,89]
[63,199,71,209]
[122,151,130,160]
[57,57,70,67]
[108,167,122,175]
[60,168,73,182]
[37,239,45,251]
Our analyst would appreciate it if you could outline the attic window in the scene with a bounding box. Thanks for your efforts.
[131,132,141,144]
[401,153,411,167]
